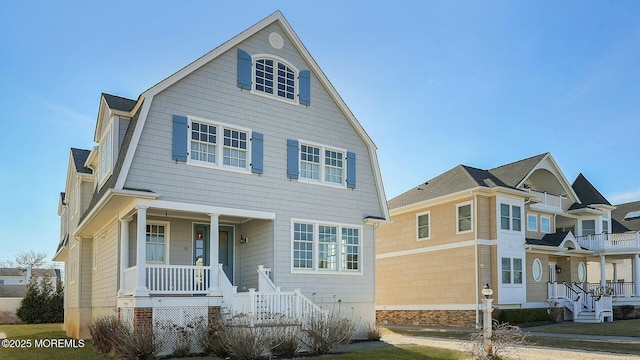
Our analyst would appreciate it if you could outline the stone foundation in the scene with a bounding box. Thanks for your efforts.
[376,309,477,327]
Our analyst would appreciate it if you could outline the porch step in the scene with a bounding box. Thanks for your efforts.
[574,311,600,323]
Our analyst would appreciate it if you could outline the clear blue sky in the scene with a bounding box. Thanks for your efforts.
[1,1,639,263]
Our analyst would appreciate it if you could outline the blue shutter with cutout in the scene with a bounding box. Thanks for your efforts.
[299,70,311,106]
[237,49,252,90]
[346,151,356,189]
[287,139,299,179]
[172,115,188,162]
[251,131,264,175]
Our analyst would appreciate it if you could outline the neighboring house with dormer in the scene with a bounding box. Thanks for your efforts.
[54,11,388,340]
[376,152,640,326]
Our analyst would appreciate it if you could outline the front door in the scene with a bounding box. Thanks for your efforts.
[549,262,557,283]
[193,224,234,282]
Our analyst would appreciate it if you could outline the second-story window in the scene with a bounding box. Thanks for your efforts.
[457,202,472,233]
[188,117,250,172]
[582,220,596,236]
[500,204,522,231]
[299,142,345,186]
[417,211,430,240]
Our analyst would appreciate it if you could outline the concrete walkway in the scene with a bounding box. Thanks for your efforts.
[337,327,640,360]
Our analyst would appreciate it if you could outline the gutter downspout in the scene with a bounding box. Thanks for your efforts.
[473,191,480,328]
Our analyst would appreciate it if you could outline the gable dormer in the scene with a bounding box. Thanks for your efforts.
[92,93,138,187]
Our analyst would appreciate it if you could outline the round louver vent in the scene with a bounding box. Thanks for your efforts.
[269,32,284,50]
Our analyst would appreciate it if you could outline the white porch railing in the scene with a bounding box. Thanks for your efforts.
[576,232,640,251]
[146,264,211,294]
[219,265,325,324]
[547,282,613,322]
[528,190,563,209]
[586,282,635,297]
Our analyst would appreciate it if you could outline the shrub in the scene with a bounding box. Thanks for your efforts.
[88,315,120,354]
[364,322,382,341]
[220,314,275,360]
[270,323,301,358]
[0,311,21,325]
[300,312,355,355]
[16,273,63,324]
[196,312,226,357]
[496,308,549,325]
[88,315,162,360]
[466,320,528,360]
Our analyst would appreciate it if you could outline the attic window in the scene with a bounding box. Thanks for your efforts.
[624,211,640,220]
[255,58,295,100]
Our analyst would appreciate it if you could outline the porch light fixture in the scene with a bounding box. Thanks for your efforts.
[481,283,493,299]
[556,267,562,274]
[240,235,248,244]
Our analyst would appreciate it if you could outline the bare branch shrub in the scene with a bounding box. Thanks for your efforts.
[300,311,355,355]
[89,315,162,359]
[220,314,276,360]
[88,315,120,354]
[466,320,528,360]
[270,322,301,358]
[363,322,382,341]
[0,311,21,325]
[195,311,226,357]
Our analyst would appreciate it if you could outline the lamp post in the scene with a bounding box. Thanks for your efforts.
[481,283,494,356]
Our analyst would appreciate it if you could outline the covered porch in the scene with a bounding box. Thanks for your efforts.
[116,199,276,298]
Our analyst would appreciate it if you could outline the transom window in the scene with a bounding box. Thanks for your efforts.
[500,204,522,231]
[292,220,361,273]
[255,58,295,101]
[299,142,346,186]
[188,118,250,171]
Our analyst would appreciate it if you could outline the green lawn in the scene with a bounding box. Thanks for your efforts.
[0,323,466,360]
[0,323,100,360]
[529,319,640,337]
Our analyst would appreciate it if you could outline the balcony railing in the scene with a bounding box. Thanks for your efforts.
[528,190,563,209]
[576,232,640,251]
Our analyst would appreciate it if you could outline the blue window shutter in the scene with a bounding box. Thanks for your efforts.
[299,70,311,106]
[237,49,252,90]
[287,139,299,179]
[172,115,188,162]
[251,131,264,175]
[346,151,356,189]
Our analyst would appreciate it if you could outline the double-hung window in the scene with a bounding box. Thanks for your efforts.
[456,202,473,233]
[500,204,522,231]
[299,142,345,186]
[292,220,361,273]
[582,220,596,236]
[146,223,168,263]
[501,257,523,285]
[99,120,114,185]
[527,214,537,231]
[188,117,250,172]
[540,216,551,233]
[417,211,430,240]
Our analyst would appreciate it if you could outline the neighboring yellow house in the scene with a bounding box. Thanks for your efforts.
[376,152,640,327]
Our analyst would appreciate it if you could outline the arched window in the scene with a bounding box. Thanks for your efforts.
[255,58,296,100]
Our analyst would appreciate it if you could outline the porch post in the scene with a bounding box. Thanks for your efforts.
[209,213,220,293]
[600,255,606,288]
[612,263,618,283]
[635,254,640,297]
[118,218,130,296]
[134,206,149,296]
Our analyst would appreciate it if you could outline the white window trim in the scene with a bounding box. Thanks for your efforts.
[186,116,252,174]
[290,218,363,275]
[578,262,586,282]
[69,242,77,285]
[146,221,170,264]
[456,201,473,234]
[501,257,524,286]
[500,203,522,232]
[98,118,116,187]
[532,258,542,282]
[540,215,552,234]
[416,210,431,241]
[527,214,538,232]
[251,54,304,106]
[297,139,348,189]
